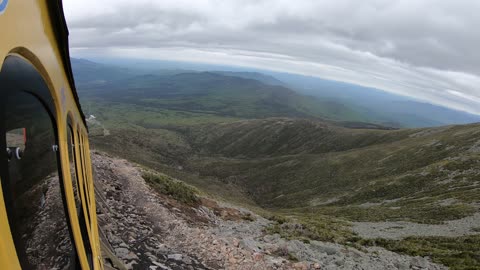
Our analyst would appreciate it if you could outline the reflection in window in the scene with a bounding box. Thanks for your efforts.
[6,128,26,162]
[4,92,74,269]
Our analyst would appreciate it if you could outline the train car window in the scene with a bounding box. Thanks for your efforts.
[79,135,91,213]
[67,125,81,210]
[69,125,94,269]
[3,91,74,269]
[81,136,92,207]
[77,131,89,216]
[77,130,95,268]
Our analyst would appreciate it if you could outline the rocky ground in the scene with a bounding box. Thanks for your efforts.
[93,151,448,270]
[21,174,73,269]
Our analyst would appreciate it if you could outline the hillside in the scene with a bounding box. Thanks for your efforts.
[78,71,369,122]
[71,58,142,87]
[90,117,480,269]
[212,71,285,86]
[92,117,480,220]
[184,118,408,158]
[180,119,480,219]
[271,72,480,127]
[93,151,447,270]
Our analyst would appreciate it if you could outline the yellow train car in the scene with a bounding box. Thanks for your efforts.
[0,0,103,269]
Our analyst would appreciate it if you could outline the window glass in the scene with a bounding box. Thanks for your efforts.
[4,91,74,269]
[81,136,92,211]
[67,125,81,210]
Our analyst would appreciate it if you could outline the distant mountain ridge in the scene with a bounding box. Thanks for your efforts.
[75,64,370,122]
[71,57,480,127]
[266,71,480,127]
[212,71,285,86]
[71,58,141,87]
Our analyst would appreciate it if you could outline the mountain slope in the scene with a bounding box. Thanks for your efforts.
[180,119,480,217]
[96,118,479,223]
[185,118,409,158]
[270,72,480,127]
[90,116,480,269]
[94,151,448,270]
[91,115,480,225]
[71,58,142,87]
[212,71,285,86]
[78,70,369,121]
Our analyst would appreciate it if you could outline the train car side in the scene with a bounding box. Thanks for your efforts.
[0,1,101,269]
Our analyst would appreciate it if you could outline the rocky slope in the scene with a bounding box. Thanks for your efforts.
[93,151,447,270]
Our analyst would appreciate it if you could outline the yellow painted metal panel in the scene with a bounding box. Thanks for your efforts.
[0,1,103,269]
[0,179,22,270]
[59,118,91,270]
[84,138,104,269]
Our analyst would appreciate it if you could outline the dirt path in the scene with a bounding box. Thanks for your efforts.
[93,152,447,270]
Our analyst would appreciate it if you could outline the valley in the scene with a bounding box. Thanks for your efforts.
[74,58,480,269]
[91,117,480,224]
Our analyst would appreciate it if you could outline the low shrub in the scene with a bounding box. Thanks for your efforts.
[142,171,199,205]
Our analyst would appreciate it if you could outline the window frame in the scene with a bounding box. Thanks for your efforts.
[0,54,79,269]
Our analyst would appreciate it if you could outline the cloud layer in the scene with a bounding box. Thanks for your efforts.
[64,0,480,114]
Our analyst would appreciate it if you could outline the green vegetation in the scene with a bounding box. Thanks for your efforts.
[309,204,476,224]
[142,171,199,205]
[264,213,480,269]
[76,60,480,269]
[78,70,378,124]
[84,100,241,129]
[241,212,255,222]
[191,120,480,221]
[271,245,299,262]
[92,116,480,224]
[91,118,480,268]
[265,213,355,243]
[360,236,480,270]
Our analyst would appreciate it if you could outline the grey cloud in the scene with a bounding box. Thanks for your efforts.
[63,0,480,114]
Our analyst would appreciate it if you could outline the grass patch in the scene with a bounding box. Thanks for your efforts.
[241,212,255,221]
[271,245,300,262]
[265,213,355,243]
[265,214,289,224]
[83,99,242,129]
[363,236,480,270]
[287,253,299,262]
[142,171,199,205]
[312,203,476,224]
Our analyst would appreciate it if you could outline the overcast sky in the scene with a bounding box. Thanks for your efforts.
[64,0,480,114]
